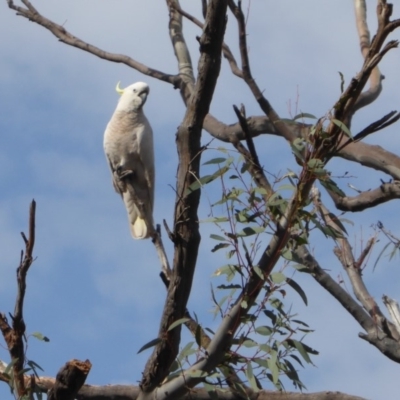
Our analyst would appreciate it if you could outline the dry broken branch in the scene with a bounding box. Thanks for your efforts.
[0,200,36,398]
[47,359,92,400]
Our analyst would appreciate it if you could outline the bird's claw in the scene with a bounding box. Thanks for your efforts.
[116,167,134,180]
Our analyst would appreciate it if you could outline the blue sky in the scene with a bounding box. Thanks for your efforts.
[1,1,400,399]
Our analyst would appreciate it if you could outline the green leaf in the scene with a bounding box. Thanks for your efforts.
[213,264,239,281]
[203,157,226,165]
[246,362,259,392]
[253,265,264,280]
[169,360,180,372]
[270,272,286,284]
[241,162,249,173]
[210,234,226,241]
[255,326,273,336]
[4,358,17,376]
[211,242,230,253]
[307,158,324,170]
[242,339,258,348]
[267,193,287,207]
[286,339,318,364]
[200,217,229,223]
[185,175,212,194]
[267,352,279,384]
[263,309,277,325]
[332,118,352,138]
[322,225,345,239]
[31,332,50,342]
[254,357,269,369]
[292,319,310,327]
[179,341,195,360]
[168,318,190,331]
[286,278,308,305]
[289,354,304,368]
[278,118,297,125]
[326,212,348,235]
[26,359,44,372]
[284,359,306,390]
[237,226,265,237]
[137,338,162,354]
[290,138,306,162]
[319,178,346,197]
[277,184,297,192]
[293,112,317,120]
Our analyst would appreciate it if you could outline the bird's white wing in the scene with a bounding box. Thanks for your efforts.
[104,115,154,239]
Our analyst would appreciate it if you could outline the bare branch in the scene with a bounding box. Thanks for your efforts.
[312,190,384,319]
[327,181,400,212]
[0,200,36,397]
[6,0,179,86]
[166,0,195,85]
[171,2,243,78]
[228,1,296,143]
[351,0,384,114]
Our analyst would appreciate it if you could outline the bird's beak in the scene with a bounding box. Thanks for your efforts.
[139,87,150,96]
[115,81,124,96]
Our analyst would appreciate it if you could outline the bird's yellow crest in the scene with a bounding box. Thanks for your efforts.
[115,81,124,95]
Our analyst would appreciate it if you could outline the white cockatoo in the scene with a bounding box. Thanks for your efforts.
[104,81,155,239]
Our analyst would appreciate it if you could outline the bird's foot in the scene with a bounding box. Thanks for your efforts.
[116,167,134,180]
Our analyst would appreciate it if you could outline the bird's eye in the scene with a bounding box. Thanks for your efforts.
[133,89,137,93]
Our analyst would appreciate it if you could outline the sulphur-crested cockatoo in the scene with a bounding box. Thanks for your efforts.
[104,81,154,239]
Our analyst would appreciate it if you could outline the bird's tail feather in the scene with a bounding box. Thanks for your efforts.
[130,217,148,239]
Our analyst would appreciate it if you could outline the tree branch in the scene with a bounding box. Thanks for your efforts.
[351,0,384,115]
[0,200,36,397]
[6,0,180,87]
[228,0,296,143]
[166,0,195,85]
[310,188,400,361]
[139,1,228,395]
[327,181,400,212]
[47,359,92,400]
[0,362,370,400]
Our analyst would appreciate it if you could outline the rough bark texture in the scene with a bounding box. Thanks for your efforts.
[47,359,92,400]
[138,1,228,396]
